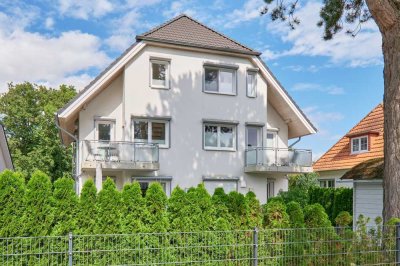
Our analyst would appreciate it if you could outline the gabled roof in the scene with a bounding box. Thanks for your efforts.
[136,14,260,56]
[341,158,383,180]
[313,104,383,172]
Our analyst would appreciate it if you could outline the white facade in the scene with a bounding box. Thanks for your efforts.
[318,169,353,188]
[353,180,383,226]
[57,27,315,203]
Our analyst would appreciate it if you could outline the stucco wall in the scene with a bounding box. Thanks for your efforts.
[318,169,353,188]
[78,45,290,203]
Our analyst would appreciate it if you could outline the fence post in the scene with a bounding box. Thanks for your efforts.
[396,223,400,264]
[253,227,258,266]
[68,232,73,266]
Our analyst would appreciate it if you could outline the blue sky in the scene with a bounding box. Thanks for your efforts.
[0,0,384,159]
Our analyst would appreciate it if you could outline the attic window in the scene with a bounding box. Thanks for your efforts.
[351,136,368,154]
[150,59,170,89]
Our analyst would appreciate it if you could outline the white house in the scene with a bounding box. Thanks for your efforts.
[0,124,13,171]
[56,15,316,203]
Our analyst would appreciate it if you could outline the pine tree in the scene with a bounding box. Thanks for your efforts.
[0,170,25,237]
[23,170,54,236]
[52,177,78,235]
[144,182,169,232]
[76,180,97,234]
[121,182,146,233]
[245,191,262,229]
[96,178,121,234]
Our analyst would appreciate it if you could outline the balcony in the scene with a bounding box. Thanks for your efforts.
[81,140,159,171]
[244,147,313,173]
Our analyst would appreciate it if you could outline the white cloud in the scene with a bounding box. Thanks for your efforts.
[163,1,198,18]
[225,0,264,28]
[292,83,345,95]
[45,17,54,29]
[303,106,344,127]
[266,1,383,67]
[0,22,110,91]
[58,0,114,20]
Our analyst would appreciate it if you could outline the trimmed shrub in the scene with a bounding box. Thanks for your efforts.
[144,182,169,233]
[76,180,97,234]
[332,188,353,219]
[121,182,147,233]
[335,211,352,227]
[226,191,250,229]
[187,183,216,231]
[168,186,193,231]
[286,201,305,228]
[52,177,78,235]
[95,178,121,234]
[245,191,262,228]
[304,204,332,228]
[0,170,25,237]
[211,187,231,223]
[23,170,54,236]
[263,200,290,229]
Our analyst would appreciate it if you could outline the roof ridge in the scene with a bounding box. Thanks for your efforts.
[136,14,258,53]
[313,103,383,168]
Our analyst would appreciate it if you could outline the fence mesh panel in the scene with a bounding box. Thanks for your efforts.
[0,225,397,265]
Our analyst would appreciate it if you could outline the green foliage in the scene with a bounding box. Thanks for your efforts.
[226,191,250,229]
[211,187,231,223]
[52,176,78,235]
[304,204,332,228]
[168,186,193,231]
[245,191,262,228]
[332,187,353,219]
[335,211,352,227]
[187,183,216,231]
[76,180,97,234]
[387,217,400,225]
[144,182,169,232]
[263,200,290,228]
[0,83,76,181]
[0,170,25,237]
[95,178,121,234]
[23,170,54,236]
[288,172,319,191]
[121,182,147,233]
[286,201,305,228]
[279,187,309,206]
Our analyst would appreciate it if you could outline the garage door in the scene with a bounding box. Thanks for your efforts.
[354,181,383,226]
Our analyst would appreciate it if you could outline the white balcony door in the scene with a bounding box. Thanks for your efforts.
[266,131,277,165]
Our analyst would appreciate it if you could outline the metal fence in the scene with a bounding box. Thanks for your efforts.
[0,225,398,265]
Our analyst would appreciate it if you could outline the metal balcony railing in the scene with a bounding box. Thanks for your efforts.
[245,147,312,168]
[82,140,159,164]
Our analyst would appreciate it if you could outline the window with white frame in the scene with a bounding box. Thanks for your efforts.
[266,131,277,148]
[351,136,368,153]
[133,178,171,196]
[150,59,170,89]
[204,67,236,95]
[246,126,262,148]
[95,120,115,141]
[246,71,257,97]
[204,123,236,151]
[204,180,238,194]
[133,119,170,148]
[319,179,335,188]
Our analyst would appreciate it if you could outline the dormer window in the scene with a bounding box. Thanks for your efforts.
[351,136,368,154]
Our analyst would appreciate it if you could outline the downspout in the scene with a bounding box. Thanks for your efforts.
[289,137,301,148]
[55,113,80,193]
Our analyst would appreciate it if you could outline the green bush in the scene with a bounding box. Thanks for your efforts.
[245,191,262,228]
[226,191,250,229]
[263,200,290,229]
[286,201,305,228]
[0,170,25,237]
[168,186,193,231]
[121,182,147,233]
[335,211,352,227]
[76,179,97,234]
[144,182,169,233]
[304,203,332,228]
[332,188,353,218]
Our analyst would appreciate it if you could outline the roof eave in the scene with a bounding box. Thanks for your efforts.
[136,36,261,56]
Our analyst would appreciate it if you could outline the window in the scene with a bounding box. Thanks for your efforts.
[133,119,170,148]
[247,71,257,97]
[150,59,170,89]
[133,178,171,196]
[204,123,236,151]
[351,136,368,153]
[266,180,274,201]
[204,67,236,95]
[319,179,335,188]
[204,180,238,194]
[95,120,115,141]
[246,126,262,148]
[266,131,277,148]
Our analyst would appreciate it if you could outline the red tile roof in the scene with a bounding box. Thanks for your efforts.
[313,104,384,172]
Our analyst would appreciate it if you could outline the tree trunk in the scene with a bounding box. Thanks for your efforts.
[366,0,400,222]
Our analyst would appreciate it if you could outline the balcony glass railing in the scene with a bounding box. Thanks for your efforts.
[245,147,312,167]
[82,140,159,163]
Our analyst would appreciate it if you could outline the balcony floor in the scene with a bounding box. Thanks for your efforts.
[244,164,313,174]
[82,161,159,171]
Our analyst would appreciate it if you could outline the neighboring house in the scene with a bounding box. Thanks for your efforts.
[313,104,383,188]
[56,14,316,203]
[341,158,383,226]
[0,124,13,171]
